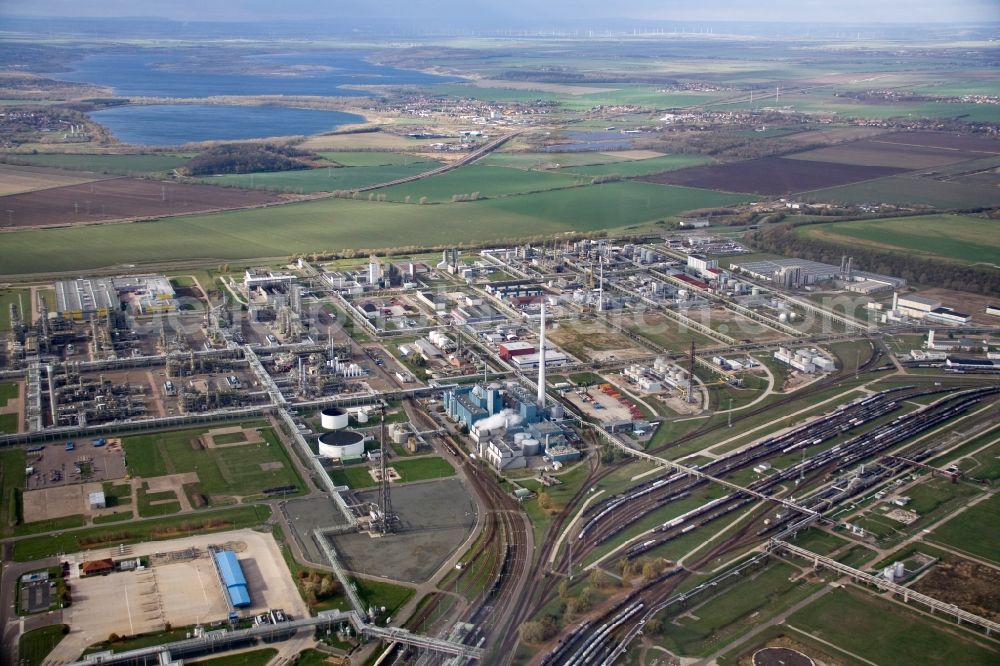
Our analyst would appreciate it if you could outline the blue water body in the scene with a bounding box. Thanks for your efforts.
[90,104,365,145]
[61,51,458,98]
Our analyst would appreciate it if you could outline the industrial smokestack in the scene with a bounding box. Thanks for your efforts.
[537,301,546,410]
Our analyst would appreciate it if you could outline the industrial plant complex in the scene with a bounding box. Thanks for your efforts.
[1,227,997,666]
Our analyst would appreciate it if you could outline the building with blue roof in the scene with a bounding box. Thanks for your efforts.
[214,550,251,608]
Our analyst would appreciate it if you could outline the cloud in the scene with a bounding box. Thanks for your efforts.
[2,0,998,24]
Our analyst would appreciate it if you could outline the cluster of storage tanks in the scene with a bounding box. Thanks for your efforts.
[317,407,366,459]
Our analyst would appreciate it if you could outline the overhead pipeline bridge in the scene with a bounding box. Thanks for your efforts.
[771,539,1000,635]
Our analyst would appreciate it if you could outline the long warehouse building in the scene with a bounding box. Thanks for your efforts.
[214,550,251,608]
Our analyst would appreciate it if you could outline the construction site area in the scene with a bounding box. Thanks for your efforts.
[48,530,305,664]
[330,477,478,584]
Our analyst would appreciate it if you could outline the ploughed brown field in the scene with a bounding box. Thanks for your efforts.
[0,178,284,228]
[639,156,907,196]
[787,130,1000,169]
[875,131,1000,154]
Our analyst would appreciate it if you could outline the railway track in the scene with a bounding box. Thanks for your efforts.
[548,384,1000,664]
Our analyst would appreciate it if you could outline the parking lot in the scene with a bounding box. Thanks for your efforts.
[24,438,126,490]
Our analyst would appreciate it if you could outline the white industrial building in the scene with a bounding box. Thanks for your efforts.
[509,351,567,370]
[679,218,711,228]
[894,293,941,319]
[243,268,295,294]
[925,307,971,325]
[774,347,835,373]
[687,254,718,276]
[88,491,106,510]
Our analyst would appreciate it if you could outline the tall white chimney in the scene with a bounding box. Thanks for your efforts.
[537,301,546,410]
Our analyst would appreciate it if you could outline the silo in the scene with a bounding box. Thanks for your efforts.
[318,430,366,459]
[321,407,349,430]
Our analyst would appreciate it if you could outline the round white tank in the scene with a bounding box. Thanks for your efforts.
[320,407,349,430]
[778,313,788,322]
[318,430,366,459]
[391,425,409,445]
[355,409,370,424]
[514,432,528,442]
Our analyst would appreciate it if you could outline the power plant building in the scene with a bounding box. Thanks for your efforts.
[443,384,503,427]
[213,550,251,608]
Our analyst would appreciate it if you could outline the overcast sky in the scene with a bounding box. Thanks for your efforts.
[1,0,997,24]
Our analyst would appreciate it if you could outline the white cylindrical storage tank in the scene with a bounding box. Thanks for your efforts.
[391,424,409,445]
[318,430,366,459]
[778,313,788,323]
[514,432,528,443]
[894,561,905,578]
[521,439,540,456]
[354,408,370,424]
[321,407,349,431]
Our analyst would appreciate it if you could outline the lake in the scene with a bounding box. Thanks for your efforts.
[62,50,457,144]
[61,50,457,98]
[90,104,366,145]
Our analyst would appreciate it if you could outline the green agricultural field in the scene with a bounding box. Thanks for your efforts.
[3,153,193,175]
[928,493,1000,564]
[558,154,715,178]
[0,182,746,274]
[201,161,439,193]
[800,214,1000,266]
[804,174,1000,210]
[374,164,585,202]
[478,152,630,169]
[788,587,999,665]
[316,151,429,167]
[123,426,304,501]
[714,91,1000,122]
[13,504,272,561]
[477,181,747,228]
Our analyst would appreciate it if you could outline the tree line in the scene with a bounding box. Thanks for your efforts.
[750,223,1000,296]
